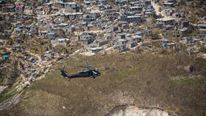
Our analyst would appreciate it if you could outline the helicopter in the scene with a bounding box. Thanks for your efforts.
[60,65,101,79]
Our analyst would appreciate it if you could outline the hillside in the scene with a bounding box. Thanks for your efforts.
[0,53,205,116]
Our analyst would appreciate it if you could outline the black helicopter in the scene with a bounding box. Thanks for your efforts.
[60,65,101,79]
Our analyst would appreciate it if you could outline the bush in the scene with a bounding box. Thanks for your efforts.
[194,58,206,76]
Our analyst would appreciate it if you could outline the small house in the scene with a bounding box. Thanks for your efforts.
[39,0,50,4]
[196,23,206,37]
[156,17,176,29]
[180,37,193,45]
[125,35,138,49]
[63,2,81,12]
[39,30,48,38]
[43,50,53,60]
[144,5,155,16]
[115,0,128,6]
[129,5,143,14]
[178,21,192,35]
[145,0,152,6]
[80,32,95,45]
[51,38,68,47]
[1,3,15,12]
[167,42,176,49]
[98,4,112,11]
[113,39,128,52]
[83,13,99,22]
[97,0,107,5]
[133,31,144,42]
[104,9,119,20]
[88,45,103,53]
[163,0,176,7]
[84,0,93,5]
[161,38,169,48]
[48,31,56,40]
[65,12,83,20]
[120,14,143,23]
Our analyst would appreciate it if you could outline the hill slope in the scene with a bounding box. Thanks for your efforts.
[0,53,205,116]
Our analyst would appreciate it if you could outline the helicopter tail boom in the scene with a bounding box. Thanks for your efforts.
[60,67,70,78]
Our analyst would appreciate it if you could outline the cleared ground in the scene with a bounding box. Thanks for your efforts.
[0,52,206,116]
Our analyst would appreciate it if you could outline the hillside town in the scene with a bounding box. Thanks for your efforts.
[1,0,206,54]
[0,0,206,115]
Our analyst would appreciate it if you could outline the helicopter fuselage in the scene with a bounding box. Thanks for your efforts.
[60,69,100,79]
